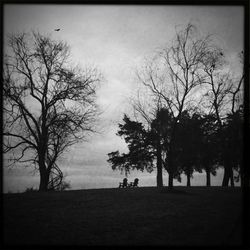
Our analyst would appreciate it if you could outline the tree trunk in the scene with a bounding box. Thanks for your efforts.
[240,169,243,187]
[168,171,173,188]
[38,156,50,191]
[39,170,49,191]
[222,162,230,187]
[186,169,191,187]
[205,166,211,187]
[168,150,174,188]
[222,159,235,187]
[230,167,234,187]
[156,141,163,188]
[222,170,229,186]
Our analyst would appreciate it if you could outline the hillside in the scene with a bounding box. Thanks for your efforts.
[3,187,242,246]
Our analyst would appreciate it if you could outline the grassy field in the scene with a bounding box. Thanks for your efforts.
[3,186,242,246]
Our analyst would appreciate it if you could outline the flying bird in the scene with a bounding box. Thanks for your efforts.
[54,28,60,32]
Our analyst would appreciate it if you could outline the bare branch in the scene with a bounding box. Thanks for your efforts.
[3,32,101,191]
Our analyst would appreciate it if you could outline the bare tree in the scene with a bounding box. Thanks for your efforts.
[201,49,244,186]
[3,32,102,191]
[136,24,212,187]
[201,48,232,122]
[229,51,244,115]
[227,52,244,186]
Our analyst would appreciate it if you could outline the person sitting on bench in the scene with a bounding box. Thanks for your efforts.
[133,178,139,187]
[128,178,139,187]
[119,178,128,188]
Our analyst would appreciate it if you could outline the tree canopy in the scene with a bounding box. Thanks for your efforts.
[3,32,102,191]
[108,23,244,188]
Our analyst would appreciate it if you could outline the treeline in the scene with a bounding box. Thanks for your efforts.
[108,108,243,187]
[107,23,244,188]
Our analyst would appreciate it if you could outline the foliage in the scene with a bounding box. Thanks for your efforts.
[220,108,244,177]
[108,108,184,186]
[174,111,203,178]
[107,115,155,176]
[133,23,243,187]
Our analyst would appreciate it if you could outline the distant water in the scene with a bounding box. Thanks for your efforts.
[3,165,240,193]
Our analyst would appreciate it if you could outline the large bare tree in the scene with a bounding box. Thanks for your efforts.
[3,32,102,191]
[136,24,212,187]
[200,49,244,186]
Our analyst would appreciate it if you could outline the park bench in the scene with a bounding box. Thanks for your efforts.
[119,178,139,188]
[119,178,128,188]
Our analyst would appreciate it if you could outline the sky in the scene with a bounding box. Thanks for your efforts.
[3,4,244,193]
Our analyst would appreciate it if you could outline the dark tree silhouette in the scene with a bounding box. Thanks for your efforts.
[174,111,204,186]
[201,49,244,186]
[3,32,101,191]
[135,24,214,187]
[199,114,220,186]
[134,24,243,188]
[219,108,243,186]
[108,108,182,188]
[130,94,170,187]
[107,114,155,181]
[150,108,174,187]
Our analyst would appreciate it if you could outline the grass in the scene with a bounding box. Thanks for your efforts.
[3,186,242,246]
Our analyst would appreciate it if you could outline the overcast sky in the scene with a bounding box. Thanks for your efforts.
[3,4,243,192]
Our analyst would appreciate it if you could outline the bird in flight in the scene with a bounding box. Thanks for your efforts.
[54,29,60,31]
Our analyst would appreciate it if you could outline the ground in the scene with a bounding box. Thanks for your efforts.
[3,186,242,246]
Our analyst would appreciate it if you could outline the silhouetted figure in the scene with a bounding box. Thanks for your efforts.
[128,178,139,187]
[133,178,139,187]
[119,178,128,188]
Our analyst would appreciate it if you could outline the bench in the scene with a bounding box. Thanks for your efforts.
[119,178,139,188]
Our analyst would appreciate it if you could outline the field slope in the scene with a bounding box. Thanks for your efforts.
[3,187,242,246]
